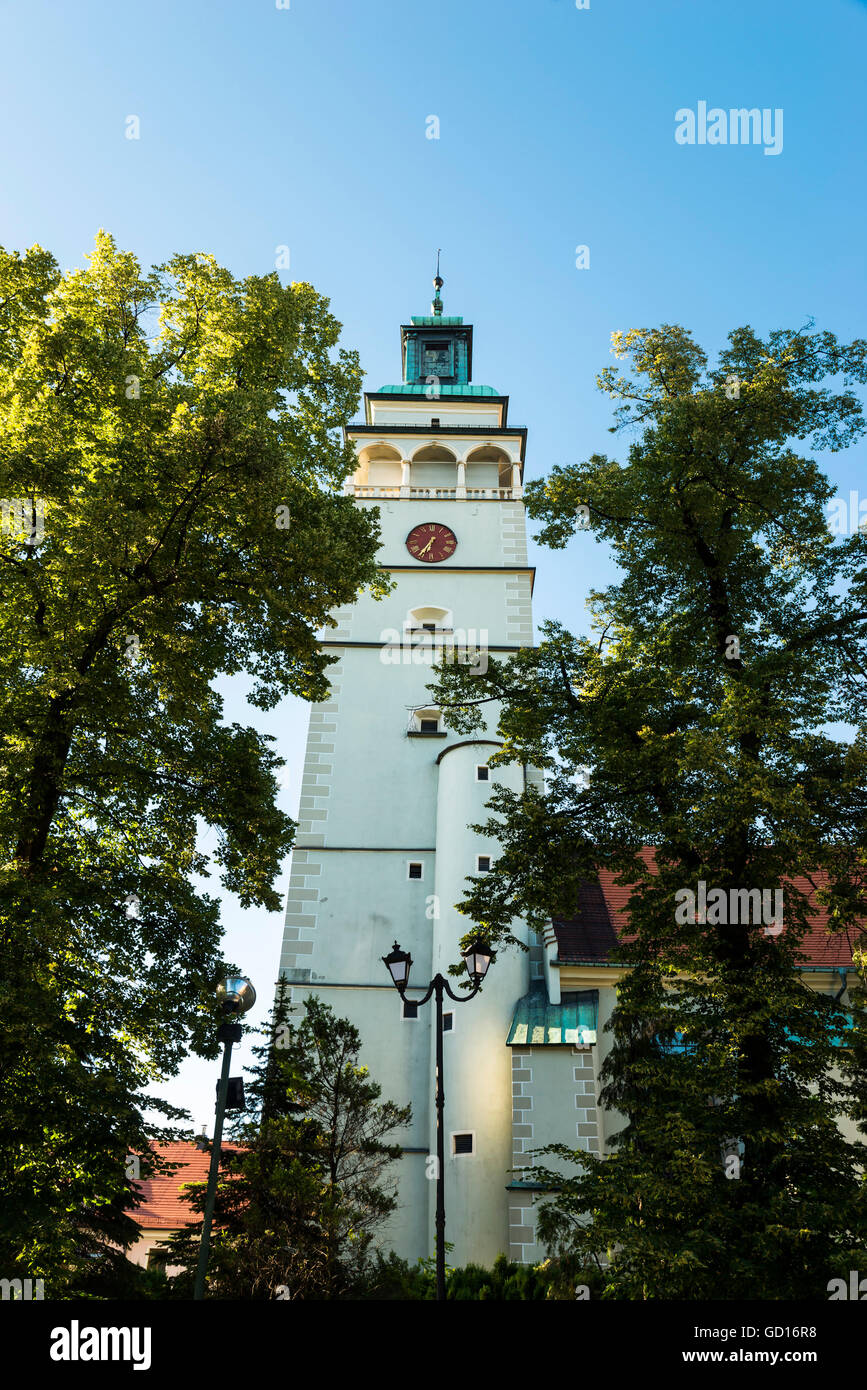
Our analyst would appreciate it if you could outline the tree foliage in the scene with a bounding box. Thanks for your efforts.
[350,1250,599,1300]
[0,233,387,1288]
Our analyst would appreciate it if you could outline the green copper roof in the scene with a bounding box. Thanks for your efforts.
[376,383,499,396]
[506,983,598,1047]
[410,315,464,326]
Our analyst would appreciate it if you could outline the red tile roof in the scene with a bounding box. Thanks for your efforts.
[128,1141,244,1230]
[554,851,860,969]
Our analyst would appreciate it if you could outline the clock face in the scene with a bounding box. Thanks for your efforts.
[406,522,457,563]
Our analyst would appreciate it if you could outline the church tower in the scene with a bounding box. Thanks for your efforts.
[278,273,540,1266]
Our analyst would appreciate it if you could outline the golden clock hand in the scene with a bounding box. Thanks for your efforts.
[418,535,436,555]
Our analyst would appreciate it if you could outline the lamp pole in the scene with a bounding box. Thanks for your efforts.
[193,976,256,1302]
[382,939,494,1303]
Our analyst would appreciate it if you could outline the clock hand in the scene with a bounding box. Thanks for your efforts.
[418,536,436,555]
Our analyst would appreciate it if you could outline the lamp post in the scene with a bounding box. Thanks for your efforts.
[382,937,495,1302]
[193,975,256,1301]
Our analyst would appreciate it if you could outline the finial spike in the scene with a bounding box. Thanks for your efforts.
[432,249,444,316]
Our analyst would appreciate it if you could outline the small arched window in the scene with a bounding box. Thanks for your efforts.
[405,605,453,634]
[409,706,443,735]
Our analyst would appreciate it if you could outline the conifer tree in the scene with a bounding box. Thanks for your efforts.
[166,980,411,1299]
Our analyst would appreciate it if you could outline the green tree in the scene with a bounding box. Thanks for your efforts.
[165,981,411,1299]
[0,233,387,1291]
[429,322,867,1299]
[349,1250,598,1300]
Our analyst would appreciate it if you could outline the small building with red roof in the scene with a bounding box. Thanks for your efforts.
[126,1139,244,1273]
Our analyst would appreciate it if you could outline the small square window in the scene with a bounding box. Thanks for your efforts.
[477,856,491,873]
[443,1012,454,1032]
[402,1000,418,1020]
[452,1132,474,1155]
[431,418,440,428]
[419,718,439,733]
[476,765,489,781]
[421,622,436,632]
[407,862,423,880]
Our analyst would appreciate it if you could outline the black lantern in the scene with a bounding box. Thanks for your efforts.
[382,941,413,992]
[462,938,495,982]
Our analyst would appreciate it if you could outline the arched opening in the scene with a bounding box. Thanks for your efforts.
[408,705,443,735]
[410,444,458,491]
[465,444,512,492]
[356,442,403,488]
[405,605,453,634]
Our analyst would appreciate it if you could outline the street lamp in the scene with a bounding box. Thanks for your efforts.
[193,976,256,1301]
[382,937,495,1302]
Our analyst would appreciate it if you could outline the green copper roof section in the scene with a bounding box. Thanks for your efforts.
[376,383,499,396]
[410,315,464,326]
[506,983,599,1047]
[402,323,472,384]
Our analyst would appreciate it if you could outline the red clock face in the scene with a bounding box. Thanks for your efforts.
[406,522,457,563]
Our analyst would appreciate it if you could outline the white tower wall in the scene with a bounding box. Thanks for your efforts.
[431,742,529,1265]
[278,303,535,1267]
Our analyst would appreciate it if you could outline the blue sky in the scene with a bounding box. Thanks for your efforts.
[2,0,864,1127]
